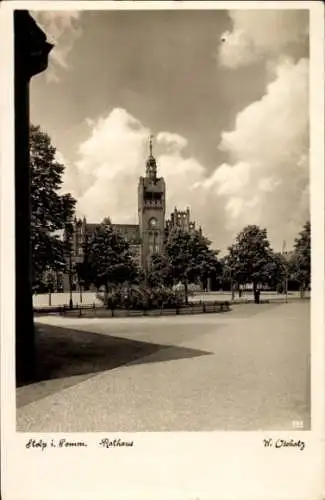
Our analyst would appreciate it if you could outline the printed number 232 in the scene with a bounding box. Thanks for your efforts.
[292,420,304,429]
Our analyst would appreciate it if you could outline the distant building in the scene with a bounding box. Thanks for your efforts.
[63,137,200,289]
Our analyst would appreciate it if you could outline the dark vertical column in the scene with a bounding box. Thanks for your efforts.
[14,11,52,384]
[15,54,34,383]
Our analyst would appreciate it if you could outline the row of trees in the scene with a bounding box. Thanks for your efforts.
[61,217,311,306]
[75,220,220,305]
[30,125,311,305]
[222,222,311,300]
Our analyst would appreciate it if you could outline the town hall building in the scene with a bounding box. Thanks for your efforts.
[66,137,200,288]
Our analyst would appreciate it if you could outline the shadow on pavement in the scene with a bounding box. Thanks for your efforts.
[17,324,212,408]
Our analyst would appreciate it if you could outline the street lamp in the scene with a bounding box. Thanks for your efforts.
[47,269,55,307]
[284,253,288,304]
[75,259,84,305]
[79,278,83,304]
[65,223,74,309]
[282,241,289,304]
[68,246,73,309]
[230,270,235,301]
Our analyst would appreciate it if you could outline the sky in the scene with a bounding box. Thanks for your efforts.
[30,8,309,253]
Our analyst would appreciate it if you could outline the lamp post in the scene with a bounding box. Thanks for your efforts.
[75,257,84,305]
[79,274,83,304]
[47,269,54,307]
[284,254,288,304]
[282,241,288,304]
[230,273,235,301]
[65,222,74,309]
[69,246,73,309]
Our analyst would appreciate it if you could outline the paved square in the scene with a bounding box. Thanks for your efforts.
[17,301,310,431]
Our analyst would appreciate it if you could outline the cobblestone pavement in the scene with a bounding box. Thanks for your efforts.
[17,301,310,432]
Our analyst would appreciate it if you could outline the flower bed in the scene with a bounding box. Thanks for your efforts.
[96,285,185,311]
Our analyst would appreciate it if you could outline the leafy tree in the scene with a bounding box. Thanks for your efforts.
[267,251,287,293]
[30,125,76,291]
[162,228,220,304]
[80,219,139,303]
[226,225,274,303]
[43,267,56,305]
[290,221,311,296]
[147,253,174,288]
[219,256,236,297]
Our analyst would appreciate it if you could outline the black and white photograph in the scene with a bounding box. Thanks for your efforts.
[1,1,324,499]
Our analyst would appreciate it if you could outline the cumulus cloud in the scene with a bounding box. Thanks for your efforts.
[219,10,308,69]
[31,11,82,82]
[156,132,188,153]
[61,10,309,253]
[68,109,150,223]
[64,58,308,252]
[64,108,208,228]
[206,57,309,248]
[64,55,309,250]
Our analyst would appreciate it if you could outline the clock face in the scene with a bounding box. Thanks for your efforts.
[149,218,157,228]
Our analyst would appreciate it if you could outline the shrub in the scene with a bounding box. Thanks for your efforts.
[96,285,184,310]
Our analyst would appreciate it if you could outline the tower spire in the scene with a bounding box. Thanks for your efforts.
[146,134,157,180]
[149,134,154,157]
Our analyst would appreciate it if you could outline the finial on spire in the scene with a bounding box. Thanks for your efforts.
[149,134,154,157]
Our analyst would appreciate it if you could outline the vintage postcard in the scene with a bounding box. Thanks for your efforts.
[1,1,324,499]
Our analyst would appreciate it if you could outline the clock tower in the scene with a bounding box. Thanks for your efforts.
[138,136,166,268]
